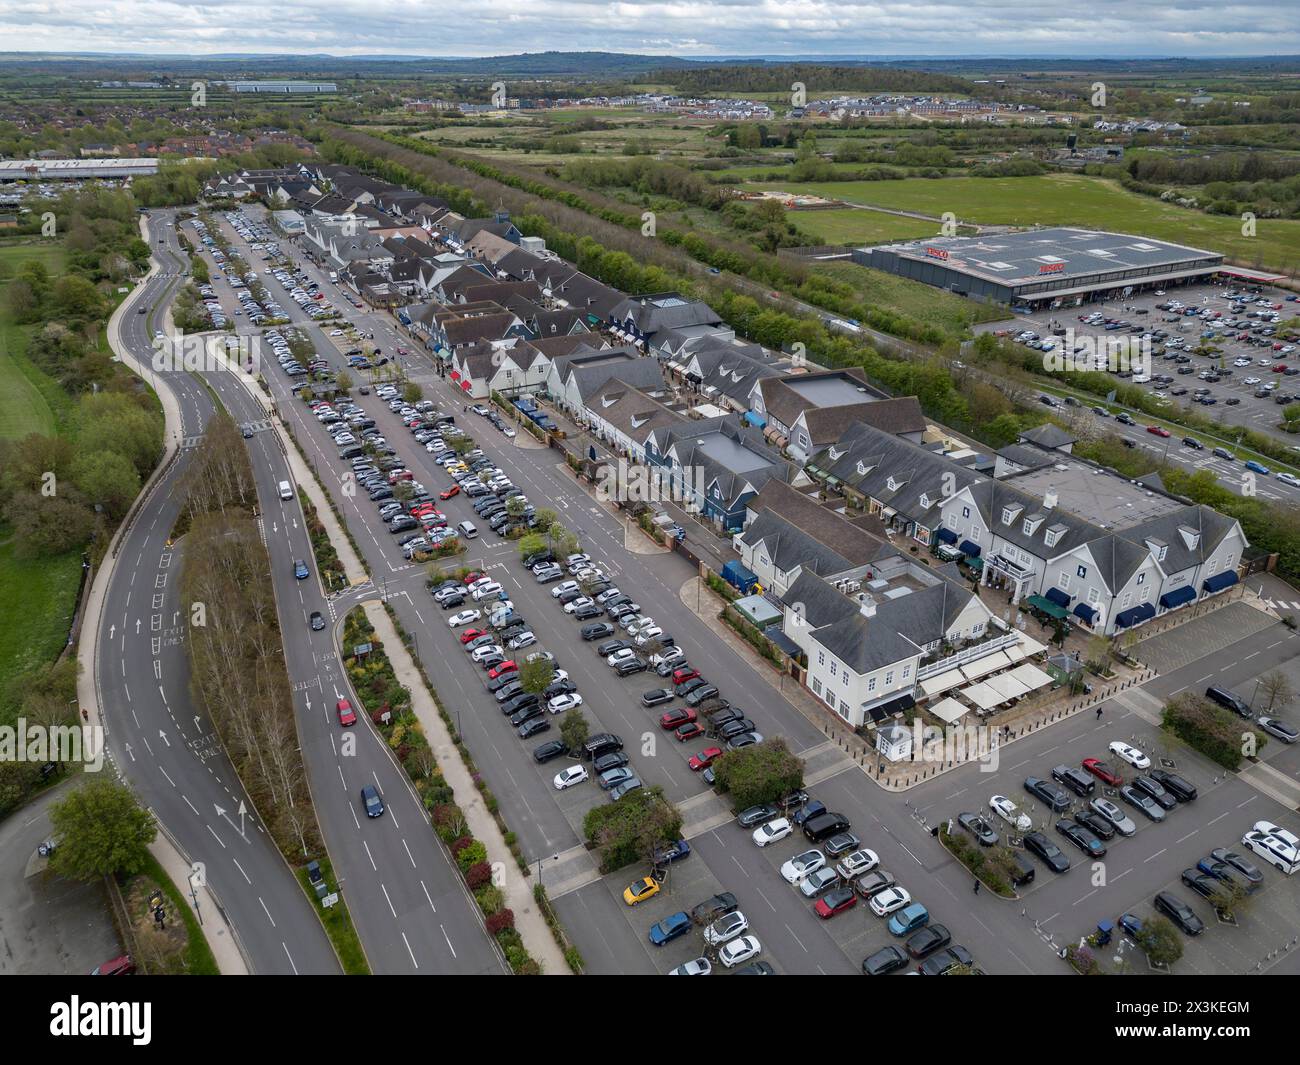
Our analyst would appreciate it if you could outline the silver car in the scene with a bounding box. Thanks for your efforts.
[1089,797,1137,836]
[798,867,841,899]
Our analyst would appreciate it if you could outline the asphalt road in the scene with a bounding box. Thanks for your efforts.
[97,216,339,974]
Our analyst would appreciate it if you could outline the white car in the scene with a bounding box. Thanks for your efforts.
[1277,472,1300,488]
[551,581,580,599]
[834,848,879,880]
[868,886,912,917]
[470,643,503,663]
[447,609,481,628]
[606,648,638,667]
[718,935,762,969]
[507,631,536,651]
[471,581,503,601]
[1244,376,1261,385]
[626,617,656,635]
[780,849,826,884]
[547,693,583,714]
[752,818,792,847]
[703,910,748,946]
[1108,741,1151,770]
[650,647,686,668]
[989,794,1033,832]
[1254,821,1300,856]
[563,597,595,614]
[553,765,588,791]
[1241,829,1299,873]
[634,627,665,647]
[329,329,345,336]
[668,957,712,976]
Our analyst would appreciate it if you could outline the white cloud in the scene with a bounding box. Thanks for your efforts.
[4,0,1298,57]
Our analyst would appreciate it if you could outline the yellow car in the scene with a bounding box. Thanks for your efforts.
[623,876,660,906]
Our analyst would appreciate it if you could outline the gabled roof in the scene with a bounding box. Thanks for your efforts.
[759,366,876,429]
[1020,423,1077,451]
[744,480,890,576]
[610,294,722,334]
[1082,535,1152,594]
[799,397,925,448]
[1120,503,1240,574]
[964,479,1100,558]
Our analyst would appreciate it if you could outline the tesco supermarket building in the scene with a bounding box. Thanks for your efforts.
[854,227,1228,309]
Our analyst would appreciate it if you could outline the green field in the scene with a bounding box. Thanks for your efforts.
[787,208,944,246]
[813,260,1009,337]
[756,173,1300,272]
[0,241,65,282]
[0,340,56,439]
[0,533,81,721]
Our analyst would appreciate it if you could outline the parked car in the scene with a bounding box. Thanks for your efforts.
[1023,831,1070,873]
[1153,891,1205,936]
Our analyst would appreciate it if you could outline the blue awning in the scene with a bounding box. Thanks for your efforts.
[1202,571,1239,594]
[958,540,981,558]
[1160,586,1197,610]
[744,410,767,428]
[1045,586,1071,609]
[937,527,958,545]
[1072,602,1098,624]
[1115,602,1157,628]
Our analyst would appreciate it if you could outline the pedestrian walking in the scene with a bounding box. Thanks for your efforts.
[1096,706,1103,720]
[973,879,981,895]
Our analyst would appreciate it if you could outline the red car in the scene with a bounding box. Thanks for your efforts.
[410,503,437,518]
[660,707,698,730]
[487,661,517,680]
[814,890,858,919]
[1081,758,1123,786]
[1274,363,1288,373]
[688,746,723,771]
[459,627,486,645]
[90,954,135,976]
[462,570,486,585]
[675,722,704,742]
[1145,425,1171,438]
[336,698,357,727]
[671,667,700,686]
[439,485,460,500]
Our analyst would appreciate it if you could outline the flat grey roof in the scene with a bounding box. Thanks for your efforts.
[1008,460,1182,530]
[785,377,876,408]
[867,226,1222,287]
[696,433,772,474]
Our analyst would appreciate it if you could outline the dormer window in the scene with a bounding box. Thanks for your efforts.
[919,493,930,508]
[1044,528,1059,548]
[1023,516,1042,536]
[1002,504,1022,526]
[886,476,898,492]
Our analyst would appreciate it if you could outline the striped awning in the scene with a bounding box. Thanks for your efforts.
[920,669,965,698]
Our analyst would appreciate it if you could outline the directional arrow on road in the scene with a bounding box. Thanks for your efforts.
[158,730,171,748]
[135,618,141,635]
[109,624,116,639]
[124,743,135,762]
[214,803,247,838]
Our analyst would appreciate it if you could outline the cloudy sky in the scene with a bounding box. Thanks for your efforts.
[5,0,1299,57]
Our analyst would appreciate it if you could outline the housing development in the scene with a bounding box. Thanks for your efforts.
[1,8,1299,1026]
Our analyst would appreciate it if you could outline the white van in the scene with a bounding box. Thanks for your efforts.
[457,520,478,539]
[278,480,293,501]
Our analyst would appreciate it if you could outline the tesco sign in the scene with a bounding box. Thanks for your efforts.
[1038,262,1065,274]
[925,246,950,260]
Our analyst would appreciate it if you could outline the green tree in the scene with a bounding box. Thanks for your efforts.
[71,450,141,520]
[1258,670,1294,713]
[518,657,555,695]
[335,368,354,394]
[517,533,547,560]
[401,382,424,405]
[559,708,590,754]
[1136,915,1184,967]
[49,778,157,880]
[710,738,804,809]
[50,274,104,320]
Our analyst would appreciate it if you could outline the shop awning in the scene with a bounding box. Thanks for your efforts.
[930,697,969,724]
[1203,571,1239,594]
[1115,602,1157,628]
[960,651,1013,682]
[985,672,1030,701]
[936,527,958,545]
[1016,633,1047,656]
[958,682,1006,712]
[1160,586,1197,610]
[1044,586,1071,609]
[744,410,767,428]
[1025,594,1068,621]
[920,669,965,698]
[865,692,915,723]
[1072,602,1098,624]
[459,379,472,391]
[1008,662,1054,692]
[958,540,981,557]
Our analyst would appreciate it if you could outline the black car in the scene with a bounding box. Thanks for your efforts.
[597,638,632,657]
[1154,891,1205,936]
[542,679,577,699]
[792,800,827,827]
[676,676,708,697]
[823,831,861,858]
[690,892,739,925]
[572,603,602,621]
[737,803,780,829]
[510,704,545,728]
[532,739,568,763]
[1073,809,1116,841]
[500,693,539,715]
[641,688,674,707]
[486,672,518,694]
[309,611,325,631]
[1055,818,1106,858]
[862,945,909,975]
[614,657,647,677]
[1023,831,1071,873]
[592,751,630,774]
[1182,437,1204,450]
[918,945,974,976]
[1024,776,1072,812]
[1181,868,1235,909]
[684,685,721,708]
[1148,770,1197,802]
[1209,848,1264,889]
[779,789,811,812]
[957,812,999,847]
[717,718,758,741]
[517,717,550,738]
[494,682,524,703]
[581,622,615,641]
[905,923,952,959]
[1133,775,1178,811]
